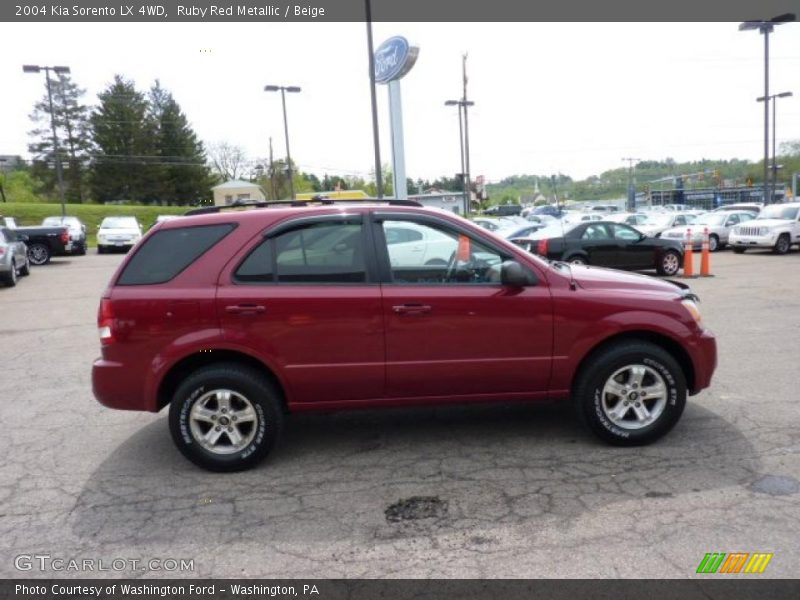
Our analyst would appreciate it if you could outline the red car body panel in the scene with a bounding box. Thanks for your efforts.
[92,205,717,414]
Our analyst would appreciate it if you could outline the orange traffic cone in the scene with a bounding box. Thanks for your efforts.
[683,228,696,278]
[700,227,714,277]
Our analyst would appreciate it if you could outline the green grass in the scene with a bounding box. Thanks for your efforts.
[0,202,188,247]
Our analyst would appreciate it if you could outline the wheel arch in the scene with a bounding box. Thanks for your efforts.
[156,349,288,413]
[571,330,696,395]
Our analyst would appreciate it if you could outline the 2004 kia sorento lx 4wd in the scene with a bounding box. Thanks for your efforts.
[92,201,717,472]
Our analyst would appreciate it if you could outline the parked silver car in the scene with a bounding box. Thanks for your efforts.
[637,212,697,238]
[0,227,31,287]
[660,210,755,251]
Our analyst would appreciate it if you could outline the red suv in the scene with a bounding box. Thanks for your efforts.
[92,201,717,472]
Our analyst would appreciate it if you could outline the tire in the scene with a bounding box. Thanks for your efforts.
[773,234,790,255]
[3,264,17,287]
[27,243,51,266]
[708,234,719,252]
[567,255,588,266]
[733,247,746,254]
[76,243,87,256]
[168,363,284,472]
[656,250,681,276]
[97,245,106,254]
[573,341,687,446]
[20,258,30,276]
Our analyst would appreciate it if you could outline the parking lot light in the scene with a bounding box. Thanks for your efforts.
[22,64,71,216]
[264,84,301,200]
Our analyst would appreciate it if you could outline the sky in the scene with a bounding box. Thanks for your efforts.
[2,21,799,185]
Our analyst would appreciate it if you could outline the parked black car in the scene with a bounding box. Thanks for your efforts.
[483,204,523,217]
[13,225,72,265]
[511,221,684,276]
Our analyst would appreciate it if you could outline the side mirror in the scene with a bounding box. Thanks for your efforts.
[501,260,536,287]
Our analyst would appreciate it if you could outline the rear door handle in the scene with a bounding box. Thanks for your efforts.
[225,304,266,315]
[392,303,432,315]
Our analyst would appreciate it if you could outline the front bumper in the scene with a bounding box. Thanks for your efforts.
[688,328,717,394]
[729,233,777,248]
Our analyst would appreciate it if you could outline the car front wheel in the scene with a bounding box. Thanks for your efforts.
[573,341,687,446]
[169,363,284,472]
[773,234,790,255]
[656,250,681,276]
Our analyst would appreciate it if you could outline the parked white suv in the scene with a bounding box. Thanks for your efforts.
[728,202,800,255]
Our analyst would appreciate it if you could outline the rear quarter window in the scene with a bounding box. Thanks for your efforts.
[117,223,235,285]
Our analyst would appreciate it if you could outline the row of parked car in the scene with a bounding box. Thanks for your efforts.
[471,201,800,276]
[0,214,182,287]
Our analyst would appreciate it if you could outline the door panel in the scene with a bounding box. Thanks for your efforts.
[375,216,553,399]
[218,217,385,404]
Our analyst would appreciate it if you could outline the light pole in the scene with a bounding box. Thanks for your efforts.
[264,85,301,200]
[622,157,640,211]
[739,13,795,204]
[23,64,70,216]
[757,91,793,203]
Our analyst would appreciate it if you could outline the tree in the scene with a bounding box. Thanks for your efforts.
[208,142,247,182]
[148,81,212,205]
[89,75,159,203]
[27,73,91,202]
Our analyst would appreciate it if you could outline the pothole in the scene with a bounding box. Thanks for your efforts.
[385,496,448,523]
[749,474,800,496]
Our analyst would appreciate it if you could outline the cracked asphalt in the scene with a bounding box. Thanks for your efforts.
[1,248,798,579]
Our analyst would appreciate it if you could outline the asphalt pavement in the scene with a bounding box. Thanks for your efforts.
[1,248,798,578]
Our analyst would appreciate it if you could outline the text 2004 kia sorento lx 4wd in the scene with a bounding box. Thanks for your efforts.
[92,200,717,471]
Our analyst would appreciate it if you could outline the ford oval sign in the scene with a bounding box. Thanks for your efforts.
[374,36,419,84]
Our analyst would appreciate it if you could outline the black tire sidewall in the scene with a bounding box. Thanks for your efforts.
[576,344,686,445]
[168,365,283,472]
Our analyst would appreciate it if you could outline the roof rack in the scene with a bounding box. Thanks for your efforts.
[184,198,421,216]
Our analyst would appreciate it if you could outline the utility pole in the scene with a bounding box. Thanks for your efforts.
[622,157,640,211]
[461,53,472,215]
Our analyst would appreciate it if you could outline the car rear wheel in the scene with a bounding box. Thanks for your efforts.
[27,243,50,266]
[169,363,284,472]
[708,234,719,252]
[19,258,30,276]
[567,255,588,266]
[656,250,681,276]
[773,234,790,255]
[573,341,686,446]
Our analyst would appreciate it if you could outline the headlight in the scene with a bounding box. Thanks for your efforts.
[758,227,770,236]
[681,299,702,325]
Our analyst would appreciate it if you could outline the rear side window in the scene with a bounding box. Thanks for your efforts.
[117,224,235,285]
[233,220,366,284]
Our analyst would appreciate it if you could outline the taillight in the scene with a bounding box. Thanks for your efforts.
[0,247,5,257]
[537,238,549,256]
[98,298,116,345]
[60,229,70,244]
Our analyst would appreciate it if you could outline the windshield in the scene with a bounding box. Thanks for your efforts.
[642,214,671,226]
[100,217,138,229]
[757,205,800,221]
[693,214,727,226]
[42,216,79,227]
[526,221,579,240]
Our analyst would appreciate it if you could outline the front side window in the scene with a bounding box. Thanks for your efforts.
[613,224,641,241]
[235,220,367,284]
[380,219,507,284]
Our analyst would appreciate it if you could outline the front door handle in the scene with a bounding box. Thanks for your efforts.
[225,304,266,315]
[392,303,432,316]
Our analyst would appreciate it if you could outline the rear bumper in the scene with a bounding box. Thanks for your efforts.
[688,328,717,394]
[92,358,153,411]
